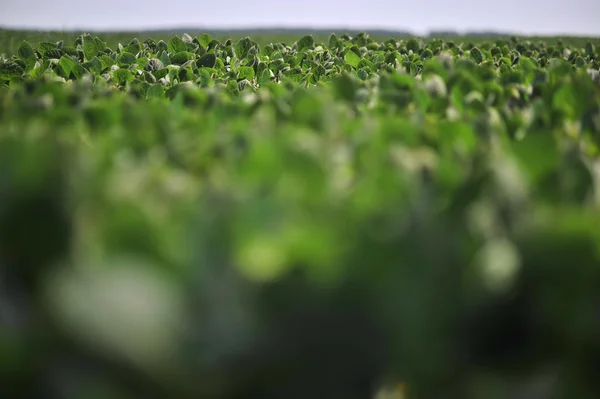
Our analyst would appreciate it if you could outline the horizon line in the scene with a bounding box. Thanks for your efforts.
[1,24,599,39]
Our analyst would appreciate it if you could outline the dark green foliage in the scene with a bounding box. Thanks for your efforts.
[197,53,216,68]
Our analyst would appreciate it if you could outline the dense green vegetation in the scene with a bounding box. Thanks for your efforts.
[2,28,599,57]
[1,30,600,399]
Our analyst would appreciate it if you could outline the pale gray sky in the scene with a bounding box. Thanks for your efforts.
[1,0,599,36]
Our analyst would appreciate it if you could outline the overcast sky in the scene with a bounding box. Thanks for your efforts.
[1,0,599,36]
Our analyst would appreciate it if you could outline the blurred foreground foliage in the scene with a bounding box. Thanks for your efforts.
[1,32,600,399]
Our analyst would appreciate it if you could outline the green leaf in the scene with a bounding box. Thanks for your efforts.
[197,53,216,68]
[142,71,156,83]
[332,73,357,102]
[357,68,369,81]
[100,55,116,70]
[17,40,36,71]
[123,43,141,55]
[94,37,106,53]
[146,84,165,99]
[165,83,195,100]
[160,52,171,67]
[297,35,315,52]
[38,41,57,56]
[135,57,149,70]
[198,68,212,87]
[30,59,50,79]
[328,33,339,49]
[226,79,240,96]
[146,58,164,72]
[61,46,79,57]
[43,49,63,59]
[470,47,483,64]
[168,36,187,54]
[58,55,76,78]
[345,50,361,68]
[170,52,193,66]
[235,37,253,60]
[87,56,103,75]
[168,67,180,83]
[82,34,100,61]
[207,39,220,52]
[237,66,255,80]
[71,62,86,79]
[0,62,24,80]
[154,68,169,80]
[113,68,133,85]
[198,33,212,49]
[406,38,420,52]
[259,68,271,86]
[178,68,195,82]
[156,40,168,53]
[117,53,137,66]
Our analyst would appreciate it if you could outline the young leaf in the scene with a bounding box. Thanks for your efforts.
[168,36,187,54]
[345,50,361,68]
[118,53,137,66]
[82,34,100,61]
[357,68,369,81]
[235,38,253,60]
[154,68,169,80]
[259,68,271,86]
[198,33,212,49]
[160,52,171,67]
[100,55,116,70]
[17,40,36,71]
[123,43,141,56]
[328,33,339,49]
[297,35,315,52]
[113,68,133,85]
[406,38,420,52]
[93,37,106,53]
[146,58,164,72]
[30,59,50,79]
[135,57,149,70]
[58,55,76,79]
[156,40,168,53]
[87,56,103,75]
[237,66,255,80]
[198,68,212,87]
[71,63,86,79]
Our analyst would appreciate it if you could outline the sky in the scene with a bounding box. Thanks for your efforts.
[1,0,599,36]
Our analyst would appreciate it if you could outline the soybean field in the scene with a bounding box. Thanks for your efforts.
[1,30,600,399]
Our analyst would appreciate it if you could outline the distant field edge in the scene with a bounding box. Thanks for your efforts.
[1,25,599,40]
